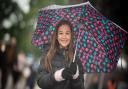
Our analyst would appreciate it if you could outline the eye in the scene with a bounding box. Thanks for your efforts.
[66,32,71,35]
[58,32,63,35]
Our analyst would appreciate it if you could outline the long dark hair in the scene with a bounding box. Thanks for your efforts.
[43,20,74,72]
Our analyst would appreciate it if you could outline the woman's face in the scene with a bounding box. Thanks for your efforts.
[57,24,71,48]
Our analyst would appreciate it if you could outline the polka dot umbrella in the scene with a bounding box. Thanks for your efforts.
[32,1,128,73]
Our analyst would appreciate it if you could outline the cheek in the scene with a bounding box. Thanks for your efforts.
[68,35,71,41]
[57,35,61,40]
[57,35,61,43]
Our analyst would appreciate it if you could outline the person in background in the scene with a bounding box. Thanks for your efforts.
[36,20,84,89]
[7,37,21,88]
[0,42,8,89]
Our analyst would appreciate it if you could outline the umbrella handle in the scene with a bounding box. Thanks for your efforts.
[73,27,82,62]
[73,39,78,62]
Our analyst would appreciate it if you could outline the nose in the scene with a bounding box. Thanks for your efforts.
[62,34,67,39]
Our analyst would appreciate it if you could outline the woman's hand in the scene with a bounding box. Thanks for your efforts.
[69,62,79,79]
[54,67,73,82]
[62,67,73,79]
[54,62,79,82]
[69,62,77,74]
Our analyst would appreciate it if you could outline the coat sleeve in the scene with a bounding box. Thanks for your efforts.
[36,52,58,89]
[70,58,85,89]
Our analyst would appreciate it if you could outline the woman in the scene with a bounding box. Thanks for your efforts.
[36,20,84,89]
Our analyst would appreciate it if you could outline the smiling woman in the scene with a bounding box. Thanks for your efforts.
[57,21,72,48]
[36,19,84,89]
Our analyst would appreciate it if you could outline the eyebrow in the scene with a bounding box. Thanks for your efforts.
[58,30,71,32]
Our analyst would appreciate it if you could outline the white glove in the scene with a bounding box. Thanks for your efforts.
[54,68,65,82]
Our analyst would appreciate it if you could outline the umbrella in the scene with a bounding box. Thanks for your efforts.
[32,1,128,73]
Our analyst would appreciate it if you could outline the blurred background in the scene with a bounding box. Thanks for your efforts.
[0,0,128,89]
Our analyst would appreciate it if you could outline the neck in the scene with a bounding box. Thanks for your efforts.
[59,45,68,50]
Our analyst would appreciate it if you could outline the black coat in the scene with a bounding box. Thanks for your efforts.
[36,48,84,89]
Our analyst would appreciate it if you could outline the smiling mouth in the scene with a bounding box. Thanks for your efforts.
[61,40,68,42]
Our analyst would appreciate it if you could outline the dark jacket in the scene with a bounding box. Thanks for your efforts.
[37,48,84,89]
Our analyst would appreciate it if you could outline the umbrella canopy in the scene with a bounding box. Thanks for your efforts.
[32,1,128,73]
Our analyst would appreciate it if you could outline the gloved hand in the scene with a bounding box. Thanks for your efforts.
[54,67,73,81]
[70,62,79,79]
[62,68,73,80]
[54,62,78,81]
[69,62,77,75]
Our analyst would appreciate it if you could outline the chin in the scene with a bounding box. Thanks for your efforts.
[61,45,68,48]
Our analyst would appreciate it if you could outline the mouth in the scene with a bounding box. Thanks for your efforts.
[61,40,68,43]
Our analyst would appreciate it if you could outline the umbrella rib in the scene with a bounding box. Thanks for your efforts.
[40,1,90,11]
[89,31,106,55]
[73,27,83,62]
[73,31,80,62]
[112,22,128,34]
